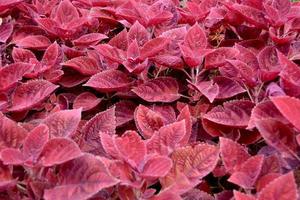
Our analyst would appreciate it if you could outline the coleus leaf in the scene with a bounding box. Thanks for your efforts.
[0,112,28,150]
[128,21,150,46]
[81,107,116,155]
[115,101,137,127]
[270,96,300,131]
[115,130,146,168]
[38,137,82,167]
[9,80,59,112]
[132,77,180,102]
[233,191,256,200]
[0,23,13,43]
[146,120,186,156]
[184,23,207,51]
[162,143,219,191]
[255,119,298,158]
[62,56,101,76]
[44,154,119,200]
[53,0,79,27]
[205,47,239,69]
[219,137,250,174]
[228,155,264,189]
[257,172,297,200]
[93,44,125,64]
[192,80,219,103]
[15,35,51,50]
[0,62,33,91]
[139,155,172,178]
[84,69,133,92]
[214,76,246,99]
[134,105,164,139]
[140,37,170,60]
[42,109,82,137]
[203,100,255,128]
[73,92,101,112]
[72,33,108,46]
[176,105,192,146]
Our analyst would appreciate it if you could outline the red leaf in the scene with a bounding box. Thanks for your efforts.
[41,42,62,68]
[203,100,254,128]
[115,101,137,127]
[84,69,133,92]
[140,155,172,178]
[0,148,25,165]
[0,23,13,43]
[255,119,298,158]
[9,80,59,112]
[100,132,119,158]
[62,56,101,76]
[134,105,164,139]
[177,105,192,146]
[162,143,219,189]
[39,137,82,167]
[44,154,118,200]
[115,130,146,168]
[43,109,82,137]
[0,62,33,91]
[147,120,186,156]
[93,44,125,64]
[12,48,36,63]
[257,172,297,200]
[0,113,28,150]
[228,155,264,188]
[73,92,101,111]
[54,0,79,26]
[233,191,256,200]
[81,107,116,155]
[132,77,180,102]
[192,80,219,103]
[15,35,51,50]
[72,33,108,46]
[271,96,300,131]
[219,137,250,173]
[140,37,170,60]
[184,23,207,51]
[205,47,239,69]
[23,124,49,163]
[214,76,246,99]
[128,21,150,46]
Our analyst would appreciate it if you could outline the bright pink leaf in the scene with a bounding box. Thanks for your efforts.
[73,92,101,111]
[15,35,51,50]
[140,155,172,178]
[140,37,170,60]
[184,23,207,51]
[132,77,180,102]
[233,191,256,200]
[0,23,13,43]
[44,154,118,200]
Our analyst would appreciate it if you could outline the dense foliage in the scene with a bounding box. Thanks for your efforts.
[0,0,300,199]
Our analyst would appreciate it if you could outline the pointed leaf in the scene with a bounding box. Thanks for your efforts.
[184,23,207,51]
[140,37,170,60]
[9,80,59,112]
[43,109,81,137]
[177,106,192,146]
[39,138,82,167]
[73,92,101,111]
[63,56,101,76]
[233,191,256,200]
[72,33,108,46]
[132,77,180,102]
[84,69,132,92]
[128,21,150,46]
[44,154,118,200]
[15,35,51,50]
[140,155,172,178]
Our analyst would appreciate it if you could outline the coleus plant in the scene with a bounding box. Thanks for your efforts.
[0,0,300,199]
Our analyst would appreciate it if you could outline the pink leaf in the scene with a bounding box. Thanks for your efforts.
[93,44,125,64]
[205,47,239,69]
[62,56,101,75]
[271,96,300,131]
[73,92,101,111]
[140,37,170,60]
[134,105,164,139]
[0,23,13,43]
[115,130,146,168]
[162,143,219,188]
[140,155,172,178]
[44,154,118,200]
[43,109,82,137]
[54,0,79,26]
[39,137,82,167]
[15,35,51,50]
[100,132,119,158]
[257,172,297,200]
[214,76,246,99]
[0,62,33,91]
[203,100,254,128]
[184,23,207,51]
[115,101,137,127]
[147,120,186,156]
[23,124,49,163]
[128,21,150,46]
[81,107,116,155]
[84,69,133,92]
[219,137,250,173]
[132,77,180,102]
[0,148,25,165]
[192,80,219,103]
[41,42,62,68]
[12,48,36,63]
[228,155,264,188]
[233,191,256,200]
[9,80,59,112]
[176,105,192,146]
[72,33,108,46]
[0,113,28,150]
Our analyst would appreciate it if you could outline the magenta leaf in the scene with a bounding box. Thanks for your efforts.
[9,80,59,112]
[15,35,51,50]
[233,191,256,200]
[0,23,13,43]
[132,77,180,102]
[140,37,170,60]
[73,92,101,111]
[44,154,119,200]
[84,69,133,92]
[72,33,108,46]
[39,137,82,167]
[140,155,172,178]
[62,56,101,76]
[184,23,207,51]
[43,109,81,137]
